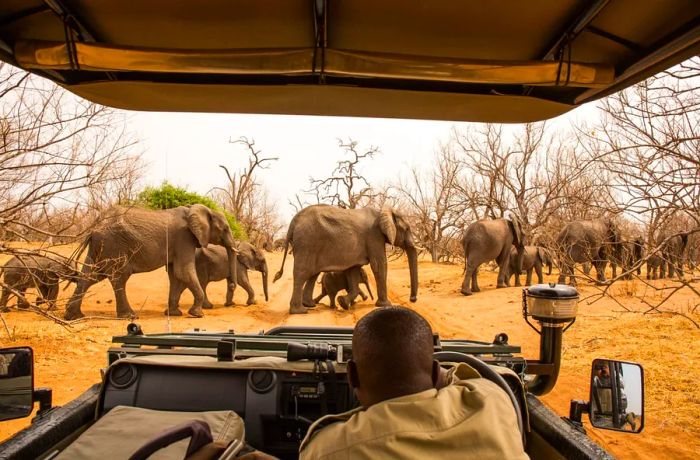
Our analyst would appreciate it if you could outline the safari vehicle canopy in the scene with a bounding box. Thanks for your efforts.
[0,1,694,460]
[0,1,699,122]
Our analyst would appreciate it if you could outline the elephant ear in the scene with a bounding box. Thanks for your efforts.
[187,204,212,248]
[537,247,546,263]
[379,208,397,245]
[510,215,524,247]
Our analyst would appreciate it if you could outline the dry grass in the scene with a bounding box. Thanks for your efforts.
[0,248,698,458]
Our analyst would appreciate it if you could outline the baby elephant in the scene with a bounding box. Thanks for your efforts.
[507,245,552,287]
[174,242,269,308]
[313,266,374,310]
[0,253,80,311]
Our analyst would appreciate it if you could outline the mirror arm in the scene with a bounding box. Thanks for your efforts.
[568,399,590,433]
[33,387,53,416]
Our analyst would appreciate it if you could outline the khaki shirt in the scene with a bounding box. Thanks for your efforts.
[299,365,528,460]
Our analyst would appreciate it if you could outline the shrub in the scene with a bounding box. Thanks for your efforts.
[137,182,246,240]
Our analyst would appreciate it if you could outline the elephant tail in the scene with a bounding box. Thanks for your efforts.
[273,238,290,283]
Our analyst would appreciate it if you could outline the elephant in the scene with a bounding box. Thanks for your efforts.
[460,216,525,296]
[556,218,621,285]
[173,242,268,308]
[659,232,689,279]
[64,204,237,320]
[313,266,374,309]
[272,238,287,252]
[0,253,81,311]
[506,245,552,287]
[274,205,418,314]
[611,237,644,280]
[646,253,665,280]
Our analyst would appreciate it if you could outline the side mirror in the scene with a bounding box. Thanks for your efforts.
[0,347,52,422]
[0,347,34,421]
[589,359,644,433]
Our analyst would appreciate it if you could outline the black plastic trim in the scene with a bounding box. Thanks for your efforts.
[0,384,100,460]
[527,394,613,460]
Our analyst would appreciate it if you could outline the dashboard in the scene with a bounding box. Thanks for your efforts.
[100,360,355,459]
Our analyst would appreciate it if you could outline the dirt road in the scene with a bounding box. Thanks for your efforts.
[1,247,698,458]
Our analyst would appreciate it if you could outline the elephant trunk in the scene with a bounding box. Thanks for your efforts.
[225,245,237,297]
[515,246,525,276]
[261,261,269,302]
[406,246,419,302]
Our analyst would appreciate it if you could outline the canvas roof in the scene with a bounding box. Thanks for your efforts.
[1,1,699,122]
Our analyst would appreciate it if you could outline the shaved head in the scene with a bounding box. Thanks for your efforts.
[350,307,438,407]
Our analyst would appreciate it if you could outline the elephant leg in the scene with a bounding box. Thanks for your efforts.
[302,274,319,308]
[535,264,543,284]
[237,269,255,306]
[200,280,215,309]
[329,289,337,308]
[558,261,575,286]
[44,283,59,311]
[16,287,30,309]
[359,288,368,301]
[166,268,187,316]
[36,284,49,306]
[513,268,521,287]
[472,265,481,293]
[0,287,9,312]
[557,262,568,284]
[525,268,533,286]
[369,257,391,307]
[313,286,326,305]
[496,250,510,289]
[461,259,479,296]
[64,257,106,320]
[289,264,310,314]
[593,260,607,284]
[109,271,136,318]
[674,258,684,279]
[184,276,206,317]
[339,270,361,310]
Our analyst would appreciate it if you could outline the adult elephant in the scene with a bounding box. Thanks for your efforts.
[274,205,418,314]
[556,218,621,285]
[611,237,644,279]
[506,245,552,287]
[659,232,689,279]
[174,242,268,308]
[64,204,237,320]
[460,216,525,296]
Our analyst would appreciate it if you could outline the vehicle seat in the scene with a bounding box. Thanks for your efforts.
[53,405,245,460]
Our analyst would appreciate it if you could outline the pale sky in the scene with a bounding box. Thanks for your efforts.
[128,102,600,222]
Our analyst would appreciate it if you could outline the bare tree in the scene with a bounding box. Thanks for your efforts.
[395,145,466,262]
[0,64,141,243]
[304,139,380,209]
[451,123,614,242]
[211,137,282,247]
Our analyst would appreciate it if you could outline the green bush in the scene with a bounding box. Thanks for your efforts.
[137,182,246,240]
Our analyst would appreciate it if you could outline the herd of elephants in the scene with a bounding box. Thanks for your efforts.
[0,204,695,319]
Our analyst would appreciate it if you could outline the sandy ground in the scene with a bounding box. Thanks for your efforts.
[1,245,699,459]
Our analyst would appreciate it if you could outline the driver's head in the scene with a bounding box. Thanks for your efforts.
[348,306,439,407]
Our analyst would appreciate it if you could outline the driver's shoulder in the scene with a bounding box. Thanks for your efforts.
[300,380,521,459]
